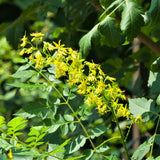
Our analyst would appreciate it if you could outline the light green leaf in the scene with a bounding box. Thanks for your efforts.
[148,71,160,95]
[98,17,123,47]
[69,122,76,132]
[66,155,85,160]
[63,88,69,97]
[7,82,44,89]
[132,138,152,160]
[11,70,37,79]
[0,138,11,151]
[50,139,70,154]
[90,126,107,139]
[7,117,27,133]
[0,116,6,128]
[66,135,86,154]
[96,144,109,153]
[79,24,100,57]
[64,114,74,122]
[129,97,157,118]
[147,0,160,26]
[120,0,144,41]
[47,115,66,133]
[61,123,69,136]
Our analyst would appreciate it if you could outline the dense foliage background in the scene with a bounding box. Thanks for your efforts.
[1,0,160,159]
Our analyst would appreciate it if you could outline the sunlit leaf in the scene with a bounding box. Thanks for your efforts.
[120,0,144,41]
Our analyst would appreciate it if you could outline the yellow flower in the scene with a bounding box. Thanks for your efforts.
[52,40,65,50]
[19,48,26,55]
[43,41,54,51]
[30,32,44,37]
[8,148,13,159]
[20,34,27,47]
[35,50,42,59]
[30,32,44,42]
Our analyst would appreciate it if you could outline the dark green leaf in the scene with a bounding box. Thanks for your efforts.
[98,17,123,47]
[81,149,93,160]
[79,24,100,58]
[120,0,144,41]
[151,57,160,72]
[14,102,48,119]
[147,0,160,26]
[99,0,113,9]
[155,134,160,146]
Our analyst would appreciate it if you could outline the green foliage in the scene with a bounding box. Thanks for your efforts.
[120,0,144,41]
[1,0,160,159]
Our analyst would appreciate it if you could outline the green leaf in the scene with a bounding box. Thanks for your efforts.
[47,115,66,133]
[69,122,76,132]
[147,0,160,26]
[151,57,160,72]
[132,138,152,160]
[14,101,48,119]
[0,116,6,128]
[64,114,74,122]
[69,93,77,100]
[148,71,160,95]
[99,0,113,9]
[11,70,37,79]
[61,123,69,136]
[129,97,157,121]
[104,155,121,160]
[155,134,160,146]
[63,88,69,97]
[66,155,85,160]
[7,82,44,89]
[6,23,24,49]
[79,24,100,57]
[48,144,65,160]
[81,149,93,160]
[0,153,7,160]
[0,138,11,151]
[90,126,107,139]
[7,117,27,133]
[96,144,109,153]
[66,135,86,154]
[50,139,70,154]
[120,0,144,41]
[98,17,124,47]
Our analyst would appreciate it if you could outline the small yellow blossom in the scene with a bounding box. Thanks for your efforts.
[52,40,65,50]
[19,48,26,55]
[20,34,27,47]
[8,148,13,159]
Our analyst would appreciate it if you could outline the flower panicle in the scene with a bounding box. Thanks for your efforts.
[19,32,136,121]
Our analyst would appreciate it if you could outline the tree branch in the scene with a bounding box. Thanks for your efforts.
[90,1,160,55]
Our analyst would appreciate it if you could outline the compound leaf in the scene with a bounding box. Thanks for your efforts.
[120,0,144,41]
[98,17,124,47]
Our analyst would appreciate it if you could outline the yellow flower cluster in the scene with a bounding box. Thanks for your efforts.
[19,32,142,122]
